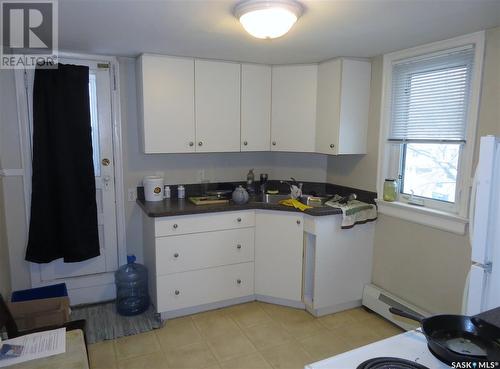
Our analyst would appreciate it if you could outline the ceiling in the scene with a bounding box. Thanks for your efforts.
[59,0,500,64]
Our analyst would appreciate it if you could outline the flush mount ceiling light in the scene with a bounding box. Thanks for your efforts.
[234,0,303,39]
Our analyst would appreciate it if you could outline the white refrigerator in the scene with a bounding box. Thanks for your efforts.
[464,135,500,315]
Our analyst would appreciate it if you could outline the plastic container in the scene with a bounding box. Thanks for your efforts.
[177,185,185,199]
[115,255,149,316]
[383,179,398,202]
[11,283,68,302]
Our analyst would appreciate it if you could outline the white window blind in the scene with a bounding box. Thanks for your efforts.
[389,46,474,143]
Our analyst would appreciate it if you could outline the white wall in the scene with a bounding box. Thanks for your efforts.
[326,27,500,314]
[118,57,328,261]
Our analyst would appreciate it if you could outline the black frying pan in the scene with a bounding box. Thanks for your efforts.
[390,307,500,365]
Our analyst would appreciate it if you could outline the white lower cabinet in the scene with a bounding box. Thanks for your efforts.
[255,211,304,303]
[157,262,254,312]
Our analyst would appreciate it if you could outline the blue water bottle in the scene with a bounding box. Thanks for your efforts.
[115,255,149,316]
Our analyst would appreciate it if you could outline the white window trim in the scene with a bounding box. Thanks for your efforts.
[376,31,485,235]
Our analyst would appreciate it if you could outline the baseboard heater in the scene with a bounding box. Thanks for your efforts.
[362,284,431,331]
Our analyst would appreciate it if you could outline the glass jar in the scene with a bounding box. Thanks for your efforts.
[383,179,398,202]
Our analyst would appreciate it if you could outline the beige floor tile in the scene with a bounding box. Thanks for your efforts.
[220,352,273,369]
[260,342,313,369]
[318,310,356,330]
[193,311,242,339]
[346,307,380,322]
[204,364,222,369]
[206,330,257,361]
[331,321,380,348]
[165,341,217,369]
[88,340,116,369]
[226,303,272,328]
[114,331,161,360]
[280,318,328,339]
[298,330,352,362]
[258,303,314,324]
[156,316,203,349]
[117,352,169,369]
[243,321,294,350]
[364,317,404,339]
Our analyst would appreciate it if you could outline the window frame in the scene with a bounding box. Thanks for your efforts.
[376,31,485,235]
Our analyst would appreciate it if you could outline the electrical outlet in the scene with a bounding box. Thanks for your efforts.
[128,188,137,202]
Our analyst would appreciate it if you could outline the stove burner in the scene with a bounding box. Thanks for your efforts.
[356,357,430,369]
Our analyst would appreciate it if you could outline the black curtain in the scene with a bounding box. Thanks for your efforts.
[25,63,100,263]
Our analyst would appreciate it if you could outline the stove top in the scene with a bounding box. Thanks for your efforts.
[356,357,430,369]
[306,330,451,369]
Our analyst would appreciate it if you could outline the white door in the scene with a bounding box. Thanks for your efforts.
[195,60,241,152]
[34,58,118,281]
[241,64,271,151]
[137,55,195,153]
[271,65,317,152]
[255,211,304,302]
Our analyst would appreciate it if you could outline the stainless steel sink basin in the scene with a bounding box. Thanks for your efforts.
[261,193,330,207]
[261,193,291,204]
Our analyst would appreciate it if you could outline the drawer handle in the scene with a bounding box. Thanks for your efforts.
[237,217,242,223]
[243,141,248,146]
[272,141,276,146]
[296,219,301,225]
[330,144,335,148]
[174,290,180,295]
[189,141,194,147]
[198,141,203,146]
[236,279,242,285]
[173,252,179,258]
[173,224,178,229]
[236,244,242,250]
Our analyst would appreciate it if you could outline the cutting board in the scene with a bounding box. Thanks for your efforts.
[189,196,230,205]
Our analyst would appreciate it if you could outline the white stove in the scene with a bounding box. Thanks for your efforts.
[306,330,451,369]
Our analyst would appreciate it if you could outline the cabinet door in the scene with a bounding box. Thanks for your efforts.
[241,64,271,151]
[137,55,195,153]
[195,60,241,152]
[255,211,304,302]
[271,65,317,152]
[315,59,342,155]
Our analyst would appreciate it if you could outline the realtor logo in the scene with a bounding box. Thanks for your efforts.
[1,0,58,68]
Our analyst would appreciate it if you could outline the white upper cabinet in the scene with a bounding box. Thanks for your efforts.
[241,64,271,151]
[271,65,318,153]
[316,58,371,155]
[195,60,241,153]
[137,55,195,153]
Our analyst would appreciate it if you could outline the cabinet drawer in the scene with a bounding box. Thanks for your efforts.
[157,262,254,311]
[154,211,255,237]
[156,228,254,275]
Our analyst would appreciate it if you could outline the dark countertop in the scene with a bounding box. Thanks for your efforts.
[137,197,343,218]
[475,307,500,328]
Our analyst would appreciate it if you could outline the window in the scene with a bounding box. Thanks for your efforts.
[377,32,485,234]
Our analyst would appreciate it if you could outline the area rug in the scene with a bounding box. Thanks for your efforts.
[71,301,162,344]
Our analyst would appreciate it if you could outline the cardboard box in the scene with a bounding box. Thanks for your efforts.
[7,297,70,331]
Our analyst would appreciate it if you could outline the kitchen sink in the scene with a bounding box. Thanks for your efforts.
[260,193,330,207]
[261,193,291,204]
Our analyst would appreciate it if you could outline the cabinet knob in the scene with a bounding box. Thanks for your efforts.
[173,252,179,258]
[174,290,180,295]
[237,217,242,223]
[173,224,178,229]
[330,144,335,148]
[296,219,301,225]
[198,141,203,146]
[236,279,242,285]
[272,141,276,146]
[236,244,242,250]
[189,141,194,147]
[243,141,248,146]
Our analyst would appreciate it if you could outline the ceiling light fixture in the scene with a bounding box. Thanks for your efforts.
[234,0,303,39]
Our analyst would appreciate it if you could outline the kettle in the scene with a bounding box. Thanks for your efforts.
[232,185,249,205]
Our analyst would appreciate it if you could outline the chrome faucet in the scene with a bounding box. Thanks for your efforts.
[280,178,303,199]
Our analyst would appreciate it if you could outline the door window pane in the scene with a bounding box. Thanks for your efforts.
[89,73,100,177]
[401,143,460,203]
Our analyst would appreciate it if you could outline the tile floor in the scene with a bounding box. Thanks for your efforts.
[88,302,403,369]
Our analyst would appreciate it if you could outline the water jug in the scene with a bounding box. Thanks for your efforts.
[115,255,149,316]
